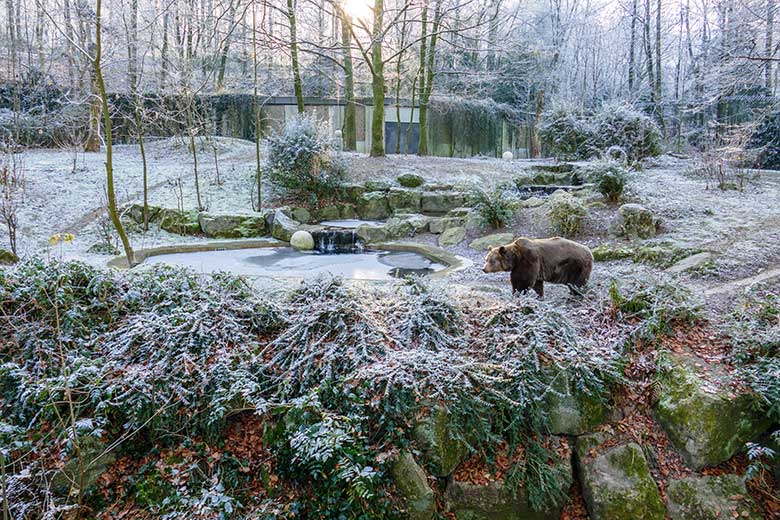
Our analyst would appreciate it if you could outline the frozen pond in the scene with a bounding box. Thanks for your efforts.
[141,247,447,280]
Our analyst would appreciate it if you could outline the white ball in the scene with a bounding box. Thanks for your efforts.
[334,130,343,138]
[290,230,315,251]
[502,151,514,161]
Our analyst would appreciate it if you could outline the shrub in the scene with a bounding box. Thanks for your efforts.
[469,186,517,229]
[746,112,780,169]
[591,104,662,161]
[583,159,628,202]
[265,116,347,203]
[548,192,587,236]
[538,103,596,160]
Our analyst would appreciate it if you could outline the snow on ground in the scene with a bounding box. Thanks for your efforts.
[4,136,780,308]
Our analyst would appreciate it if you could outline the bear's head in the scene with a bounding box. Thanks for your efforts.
[482,245,515,273]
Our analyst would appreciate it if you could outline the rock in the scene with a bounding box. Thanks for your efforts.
[609,203,658,239]
[666,252,714,274]
[355,223,388,244]
[421,191,468,215]
[313,205,341,221]
[426,183,455,191]
[654,355,771,470]
[520,196,546,208]
[198,212,268,238]
[87,242,120,255]
[414,406,469,477]
[390,451,436,520]
[591,244,634,262]
[398,173,425,188]
[357,191,391,220]
[338,183,367,203]
[271,209,300,242]
[384,217,415,239]
[290,230,315,250]
[53,436,116,494]
[388,187,422,213]
[667,474,762,520]
[0,248,19,265]
[125,203,162,224]
[469,233,514,251]
[447,207,473,218]
[290,207,311,224]
[338,203,358,219]
[444,437,571,520]
[159,208,201,235]
[439,227,466,247]
[544,370,610,436]
[575,436,665,520]
[364,180,392,192]
[429,217,465,234]
[401,214,432,233]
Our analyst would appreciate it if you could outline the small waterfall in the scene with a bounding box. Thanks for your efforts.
[311,229,365,254]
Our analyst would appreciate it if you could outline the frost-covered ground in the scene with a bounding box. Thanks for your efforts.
[4,137,780,309]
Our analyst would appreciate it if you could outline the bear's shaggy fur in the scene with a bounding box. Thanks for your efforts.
[482,237,593,297]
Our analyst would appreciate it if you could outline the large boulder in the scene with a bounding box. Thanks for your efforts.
[271,209,300,242]
[609,203,658,239]
[575,434,665,520]
[387,187,422,213]
[654,355,771,470]
[469,233,514,251]
[357,192,391,220]
[290,207,311,224]
[337,183,367,204]
[290,230,315,251]
[390,451,436,520]
[414,406,469,477]
[398,173,425,188]
[125,203,162,224]
[355,223,388,244]
[384,217,415,239]
[429,217,466,234]
[444,437,571,520]
[198,212,268,238]
[544,370,610,436]
[667,474,762,520]
[53,436,116,494]
[421,191,468,215]
[439,227,466,247]
[0,248,18,265]
[159,208,201,235]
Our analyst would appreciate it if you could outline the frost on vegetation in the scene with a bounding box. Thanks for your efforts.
[549,192,587,236]
[264,115,347,204]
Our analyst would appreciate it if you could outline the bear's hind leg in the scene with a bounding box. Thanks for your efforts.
[533,280,544,298]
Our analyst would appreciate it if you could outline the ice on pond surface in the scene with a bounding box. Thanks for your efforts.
[318,219,378,229]
[141,247,446,280]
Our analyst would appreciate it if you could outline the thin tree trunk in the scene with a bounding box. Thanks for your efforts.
[85,52,102,152]
[161,10,169,87]
[628,0,638,91]
[767,0,775,90]
[369,0,385,157]
[340,12,356,151]
[418,0,441,156]
[216,1,238,90]
[287,0,305,113]
[128,0,139,93]
[655,0,665,133]
[94,0,135,266]
[253,0,262,210]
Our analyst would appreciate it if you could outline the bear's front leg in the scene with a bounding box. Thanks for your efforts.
[533,280,544,298]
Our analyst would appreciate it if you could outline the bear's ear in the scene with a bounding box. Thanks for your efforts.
[488,246,494,252]
[498,246,505,255]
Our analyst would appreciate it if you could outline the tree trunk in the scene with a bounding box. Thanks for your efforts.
[418,0,441,156]
[287,0,305,113]
[369,0,385,157]
[128,0,138,93]
[340,12,357,151]
[531,89,544,158]
[161,10,169,87]
[417,1,428,155]
[85,49,102,152]
[94,0,135,266]
[628,0,637,91]
[767,0,775,90]
[252,1,262,210]
[655,0,665,133]
[134,104,149,231]
[216,1,237,90]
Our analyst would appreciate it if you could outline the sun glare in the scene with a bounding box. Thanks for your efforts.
[342,0,373,22]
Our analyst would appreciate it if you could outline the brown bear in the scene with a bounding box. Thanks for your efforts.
[482,237,593,297]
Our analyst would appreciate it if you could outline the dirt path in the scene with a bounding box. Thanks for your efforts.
[704,266,780,296]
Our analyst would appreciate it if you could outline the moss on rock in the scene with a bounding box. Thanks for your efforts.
[654,355,772,470]
[0,248,19,265]
[544,370,611,435]
[575,437,665,520]
[159,208,201,235]
[667,474,762,520]
[390,451,436,520]
[413,406,469,477]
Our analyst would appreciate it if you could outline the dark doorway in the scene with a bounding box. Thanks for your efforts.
[385,121,420,154]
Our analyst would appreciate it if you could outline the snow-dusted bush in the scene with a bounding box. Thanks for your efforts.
[264,115,347,203]
[539,103,662,161]
[591,104,662,161]
[468,185,517,229]
[746,112,780,169]
[538,103,596,160]
[582,159,629,202]
[548,192,587,236]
